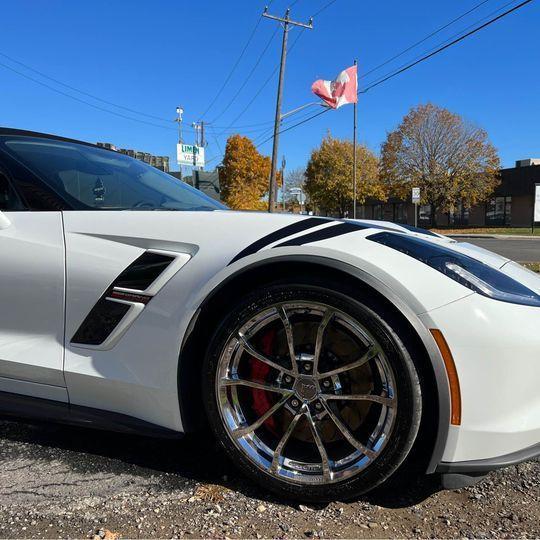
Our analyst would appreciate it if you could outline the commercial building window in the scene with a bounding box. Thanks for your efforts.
[372,204,384,220]
[449,201,470,226]
[393,203,406,223]
[486,196,511,226]
[418,204,432,225]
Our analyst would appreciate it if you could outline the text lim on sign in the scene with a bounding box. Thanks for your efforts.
[177,144,205,167]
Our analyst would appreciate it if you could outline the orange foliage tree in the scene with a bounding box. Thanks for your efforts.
[219,134,280,210]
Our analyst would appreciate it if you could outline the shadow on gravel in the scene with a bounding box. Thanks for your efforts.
[0,419,443,509]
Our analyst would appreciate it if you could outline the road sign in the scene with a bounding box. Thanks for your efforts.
[177,144,205,167]
[534,184,540,223]
[412,187,421,203]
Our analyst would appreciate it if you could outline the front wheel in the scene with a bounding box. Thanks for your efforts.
[202,281,423,502]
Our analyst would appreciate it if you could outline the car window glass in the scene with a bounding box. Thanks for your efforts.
[1,138,226,211]
[0,173,23,211]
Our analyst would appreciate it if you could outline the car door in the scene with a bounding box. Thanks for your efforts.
[0,164,67,402]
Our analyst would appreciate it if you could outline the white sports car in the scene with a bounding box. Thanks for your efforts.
[0,128,539,502]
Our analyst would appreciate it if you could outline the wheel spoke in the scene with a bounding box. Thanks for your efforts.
[232,394,291,438]
[323,394,396,407]
[307,412,332,481]
[222,375,291,395]
[321,401,376,459]
[277,306,298,374]
[318,344,381,378]
[270,411,303,473]
[238,333,295,376]
[313,309,334,374]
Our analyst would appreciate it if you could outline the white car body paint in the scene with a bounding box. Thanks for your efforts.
[1,207,538,470]
[0,211,67,402]
[420,294,540,462]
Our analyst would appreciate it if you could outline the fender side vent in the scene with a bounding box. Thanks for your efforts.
[72,299,130,346]
[114,252,174,290]
[71,251,175,347]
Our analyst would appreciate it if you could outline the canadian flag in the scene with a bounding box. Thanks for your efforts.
[311,65,358,109]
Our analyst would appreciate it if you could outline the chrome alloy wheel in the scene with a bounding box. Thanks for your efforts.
[216,302,398,485]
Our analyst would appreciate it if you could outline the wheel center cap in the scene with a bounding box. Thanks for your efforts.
[294,376,319,401]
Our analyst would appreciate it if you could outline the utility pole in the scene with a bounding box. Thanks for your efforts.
[175,106,184,181]
[263,6,312,212]
[352,59,358,219]
[175,106,184,144]
[281,155,286,212]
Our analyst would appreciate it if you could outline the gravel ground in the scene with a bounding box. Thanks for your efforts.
[0,420,538,539]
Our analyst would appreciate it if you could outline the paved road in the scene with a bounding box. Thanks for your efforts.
[453,237,540,262]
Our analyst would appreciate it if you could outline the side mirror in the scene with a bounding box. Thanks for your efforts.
[0,211,11,230]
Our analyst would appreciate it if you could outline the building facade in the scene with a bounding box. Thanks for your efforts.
[96,142,170,172]
[359,159,540,228]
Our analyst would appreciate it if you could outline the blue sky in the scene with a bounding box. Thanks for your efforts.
[0,0,538,172]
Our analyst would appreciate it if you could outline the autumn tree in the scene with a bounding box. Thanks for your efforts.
[218,134,273,210]
[380,103,500,225]
[305,135,384,217]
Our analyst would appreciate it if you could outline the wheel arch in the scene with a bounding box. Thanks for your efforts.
[178,254,450,474]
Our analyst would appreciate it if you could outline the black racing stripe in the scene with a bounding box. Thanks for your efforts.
[273,222,367,248]
[228,217,331,265]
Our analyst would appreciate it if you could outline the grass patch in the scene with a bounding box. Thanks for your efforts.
[523,262,540,273]
[431,227,540,236]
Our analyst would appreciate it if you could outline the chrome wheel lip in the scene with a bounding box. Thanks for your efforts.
[216,301,398,486]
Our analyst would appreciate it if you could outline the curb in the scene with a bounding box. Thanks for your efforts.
[448,234,540,240]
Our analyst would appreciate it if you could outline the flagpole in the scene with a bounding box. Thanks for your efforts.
[352,59,358,219]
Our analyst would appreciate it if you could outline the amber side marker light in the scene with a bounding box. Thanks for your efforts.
[430,329,462,426]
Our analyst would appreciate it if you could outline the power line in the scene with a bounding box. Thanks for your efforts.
[311,0,339,17]
[0,51,172,123]
[257,107,330,147]
[198,15,263,120]
[211,1,337,153]
[0,59,183,132]
[215,27,307,137]
[359,0,519,89]
[210,25,280,124]
[256,0,533,146]
[359,0,533,94]
[360,0,493,80]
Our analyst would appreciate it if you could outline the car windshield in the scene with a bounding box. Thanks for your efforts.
[0,136,226,211]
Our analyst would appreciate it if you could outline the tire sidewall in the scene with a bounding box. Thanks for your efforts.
[202,281,422,502]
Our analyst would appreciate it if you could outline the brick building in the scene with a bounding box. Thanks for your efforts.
[358,159,540,228]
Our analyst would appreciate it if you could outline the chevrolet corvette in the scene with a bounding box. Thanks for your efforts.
[0,127,539,502]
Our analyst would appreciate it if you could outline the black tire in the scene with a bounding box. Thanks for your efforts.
[202,278,423,502]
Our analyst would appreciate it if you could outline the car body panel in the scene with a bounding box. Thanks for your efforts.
[61,210,473,434]
[0,211,67,402]
[420,293,540,462]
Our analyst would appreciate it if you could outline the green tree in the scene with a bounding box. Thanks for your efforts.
[304,135,383,217]
[218,134,271,210]
[380,103,500,225]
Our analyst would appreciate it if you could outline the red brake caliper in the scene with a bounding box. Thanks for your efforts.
[249,328,277,433]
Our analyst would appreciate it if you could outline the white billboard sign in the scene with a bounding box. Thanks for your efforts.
[412,187,421,203]
[177,144,205,167]
[535,184,540,223]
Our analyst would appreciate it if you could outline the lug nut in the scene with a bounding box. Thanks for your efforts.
[323,380,331,388]
[315,402,323,410]
[291,399,300,408]
[284,375,293,383]
[303,363,312,371]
